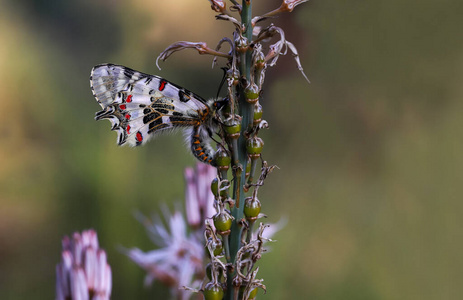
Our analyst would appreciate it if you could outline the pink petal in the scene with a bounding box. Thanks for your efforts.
[184,166,200,227]
[70,267,89,300]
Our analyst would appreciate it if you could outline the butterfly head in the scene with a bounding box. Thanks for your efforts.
[210,97,229,113]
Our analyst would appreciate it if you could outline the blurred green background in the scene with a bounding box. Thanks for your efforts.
[1,0,462,299]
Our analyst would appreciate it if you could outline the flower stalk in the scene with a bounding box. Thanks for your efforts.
[155,1,308,298]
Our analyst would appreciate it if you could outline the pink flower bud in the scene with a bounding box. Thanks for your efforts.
[184,163,216,228]
[56,230,111,300]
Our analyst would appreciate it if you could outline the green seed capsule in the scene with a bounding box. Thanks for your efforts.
[211,238,223,256]
[230,69,240,87]
[219,185,229,200]
[224,119,241,136]
[205,238,223,258]
[236,36,248,54]
[203,282,224,300]
[244,197,261,219]
[246,156,251,177]
[248,287,258,299]
[211,178,219,198]
[213,212,233,233]
[255,51,265,65]
[213,243,223,256]
[211,176,229,201]
[239,286,258,300]
[246,137,264,156]
[253,103,263,125]
[245,84,259,104]
[215,148,231,169]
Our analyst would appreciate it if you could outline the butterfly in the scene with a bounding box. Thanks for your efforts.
[90,64,227,166]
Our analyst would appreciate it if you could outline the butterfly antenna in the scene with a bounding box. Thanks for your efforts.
[216,67,228,99]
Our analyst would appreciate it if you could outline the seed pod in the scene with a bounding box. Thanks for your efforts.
[245,83,259,104]
[236,35,248,54]
[253,103,263,125]
[203,282,224,300]
[246,136,264,158]
[239,286,258,300]
[206,237,223,257]
[245,156,252,178]
[244,197,261,220]
[215,147,231,171]
[248,287,258,299]
[212,242,223,256]
[211,178,219,198]
[213,212,233,234]
[255,50,266,70]
[228,68,240,87]
[224,118,241,139]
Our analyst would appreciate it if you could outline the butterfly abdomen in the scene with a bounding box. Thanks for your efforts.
[189,125,216,166]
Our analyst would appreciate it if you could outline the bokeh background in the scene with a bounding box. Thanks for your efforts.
[1,0,462,299]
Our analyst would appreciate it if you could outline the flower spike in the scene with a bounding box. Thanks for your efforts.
[89,1,312,298]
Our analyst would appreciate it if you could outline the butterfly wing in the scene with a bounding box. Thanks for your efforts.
[90,64,211,146]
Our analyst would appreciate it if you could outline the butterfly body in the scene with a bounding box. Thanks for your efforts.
[90,64,224,165]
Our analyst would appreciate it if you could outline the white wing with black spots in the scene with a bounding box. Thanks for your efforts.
[90,64,211,147]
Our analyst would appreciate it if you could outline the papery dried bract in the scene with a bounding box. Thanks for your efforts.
[157,41,230,70]
[259,25,310,83]
[282,0,310,12]
[208,0,227,14]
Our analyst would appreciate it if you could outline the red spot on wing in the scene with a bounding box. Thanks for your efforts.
[159,80,167,91]
[119,104,126,110]
[125,114,131,120]
[126,125,131,134]
[126,95,133,103]
[136,131,143,142]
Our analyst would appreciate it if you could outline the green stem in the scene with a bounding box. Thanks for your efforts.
[226,1,253,299]
[222,234,231,262]
[246,157,258,185]
[246,220,255,244]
